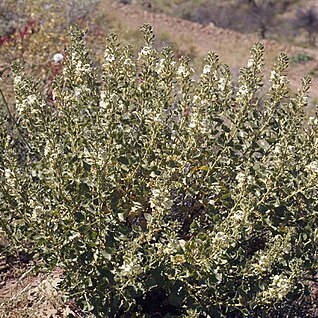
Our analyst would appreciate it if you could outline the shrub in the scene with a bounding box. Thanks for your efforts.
[0,0,28,37]
[290,52,314,64]
[294,6,318,46]
[0,0,101,76]
[1,24,318,317]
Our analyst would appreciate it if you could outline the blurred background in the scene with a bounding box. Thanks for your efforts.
[0,0,317,102]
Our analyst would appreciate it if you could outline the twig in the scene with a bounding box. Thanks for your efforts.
[0,86,32,151]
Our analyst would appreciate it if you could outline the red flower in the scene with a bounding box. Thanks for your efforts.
[0,36,8,45]
[19,26,29,39]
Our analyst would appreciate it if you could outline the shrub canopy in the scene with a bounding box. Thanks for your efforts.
[1,25,318,317]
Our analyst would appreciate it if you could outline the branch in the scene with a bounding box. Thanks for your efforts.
[0,86,32,150]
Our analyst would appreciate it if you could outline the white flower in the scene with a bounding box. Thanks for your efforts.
[32,205,44,220]
[156,58,165,74]
[100,91,106,100]
[309,116,318,125]
[120,262,141,276]
[16,102,26,115]
[123,58,134,66]
[141,46,151,55]
[215,231,225,241]
[257,274,291,302]
[151,189,161,197]
[162,197,173,209]
[189,121,196,128]
[105,54,115,63]
[177,65,187,76]
[270,70,277,81]
[99,91,108,109]
[218,77,226,91]
[247,58,254,68]
[53,53,64,63]
[4,168,12,180]
[177,65,194,78]
[203,64,211,74]
[237,84,249,97]
[192,95,200,104]
[287,145,295,152]
[4,168,15,188]
[270,70,288,86]
[232,210,244,221]
[13,75,22,86]
[154,113,161,123]
[15,94,38,115]
[307,161,318,173]
[27,94,37,105]
[271,275,291,299]
[75,60,82,72]
[258,254,267,266]
[238,131,247,138]
[301,95,308,104]
[235,172,246,186]
[272,275,281,285]
[178,239,186,249]
[74,88,81,97]
[138,46,152,59]
[73,61,91,77]
[273,145,281,154]
[44,142,51,156]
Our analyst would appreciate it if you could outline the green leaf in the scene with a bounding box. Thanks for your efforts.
[237,287,248,306]
[83,161,91,172]
[168,281,186,307]
[74,211,85,222]
[118,156,129,165]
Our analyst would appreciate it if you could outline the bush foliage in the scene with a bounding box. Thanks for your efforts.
[1,25,318,317]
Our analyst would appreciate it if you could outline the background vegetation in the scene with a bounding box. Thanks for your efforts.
[124,0,318,46]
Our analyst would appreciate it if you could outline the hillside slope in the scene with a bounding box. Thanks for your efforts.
[103,0,318,100]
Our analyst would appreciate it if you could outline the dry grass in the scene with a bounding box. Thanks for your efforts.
[0,267,71,318]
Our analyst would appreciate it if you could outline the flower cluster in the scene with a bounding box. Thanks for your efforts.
[257,274,292,303]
